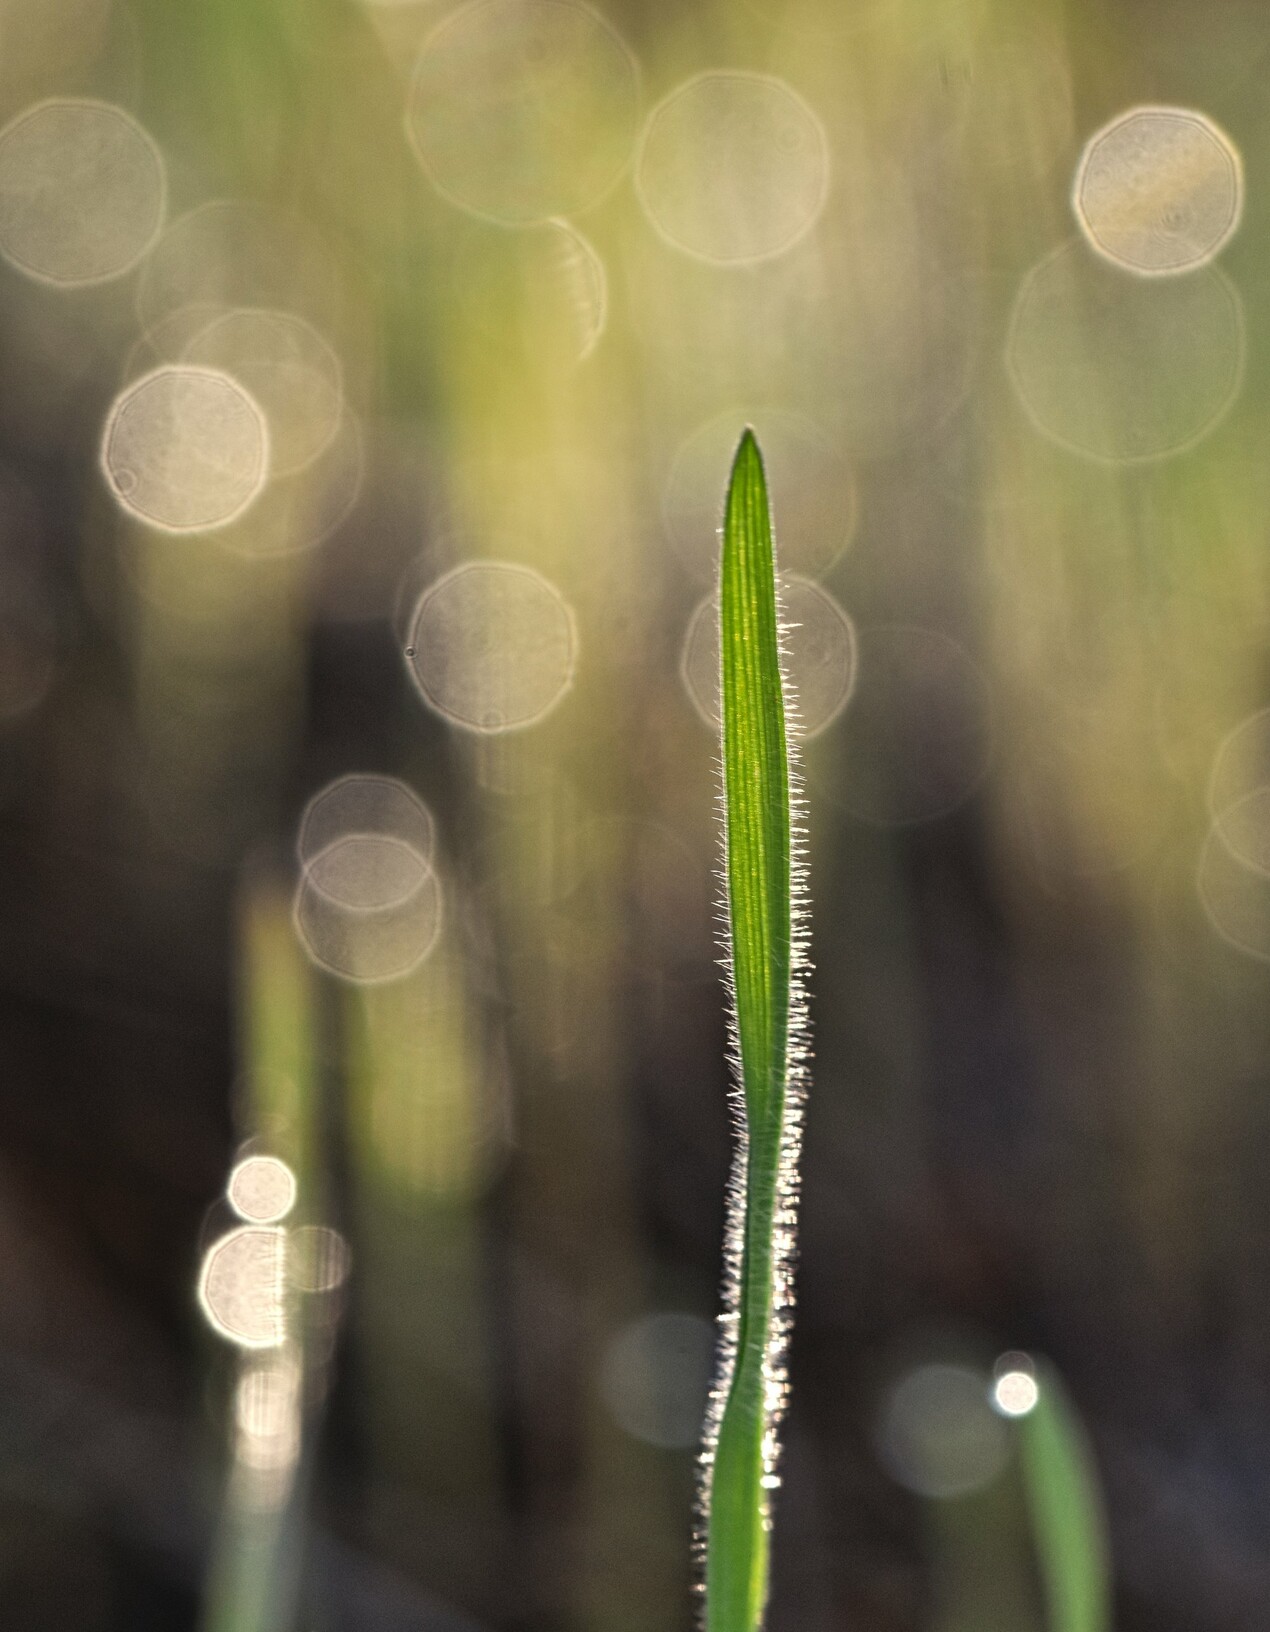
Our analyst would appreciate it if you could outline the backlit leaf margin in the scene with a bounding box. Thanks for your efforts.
[698,428,811,1632]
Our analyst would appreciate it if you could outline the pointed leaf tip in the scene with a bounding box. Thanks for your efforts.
[722,428,774,587]
[731,426,762,481]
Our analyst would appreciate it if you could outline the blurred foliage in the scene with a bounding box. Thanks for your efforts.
[0,0,1268,1629]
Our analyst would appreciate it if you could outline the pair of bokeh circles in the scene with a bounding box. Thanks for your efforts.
[876,1354,1041,1503]
[292,775,443,986]
[1008,104,1245,464]
[102,302,347,535]
[99,300,349,542]
[394,491,991,838]
[405,0,830,267]
[0,95,351,542]
[199,1154,351,1350]
[106,195,354,540]
[293,565,583,984]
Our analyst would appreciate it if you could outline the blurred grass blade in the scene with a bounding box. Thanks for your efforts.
[701,429,808,1632]
[1018,1362,1112,1632]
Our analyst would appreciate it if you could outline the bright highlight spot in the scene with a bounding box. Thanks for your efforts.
[992,1370,1040,1418]
[198,1225,286,1349]
[406,560,577,733]
[406,0,639,224]
[1074,105,1242,276]
[599,1312,714,1449]
[227,1155,297,1224]
[100,365,270,532]
[636,71,829,265]
[1006,240,1244,463]
[182,308,344,477]
[876,1362,1009,1500]
[0,99,165,286]
[682,575,856,739]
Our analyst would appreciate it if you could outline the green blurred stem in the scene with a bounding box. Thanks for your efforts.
[1017,1365,1111,1632]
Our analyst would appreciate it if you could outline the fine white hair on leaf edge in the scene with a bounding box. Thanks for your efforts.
[691,552,813,1608]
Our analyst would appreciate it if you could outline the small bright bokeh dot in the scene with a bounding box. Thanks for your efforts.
[992,1369,1040,1418]
[227,1155,297,1224]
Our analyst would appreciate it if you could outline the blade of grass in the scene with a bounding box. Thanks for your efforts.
[1016,1361,1111,1632]
[699,429,809,1632]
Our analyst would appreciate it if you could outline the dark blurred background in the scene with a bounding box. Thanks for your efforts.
[2,0,1270,1626]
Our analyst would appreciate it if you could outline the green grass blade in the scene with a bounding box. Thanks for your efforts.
[721,431,791,1134]
[1016,1362,1111,1632]
[700,428,808,1632]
